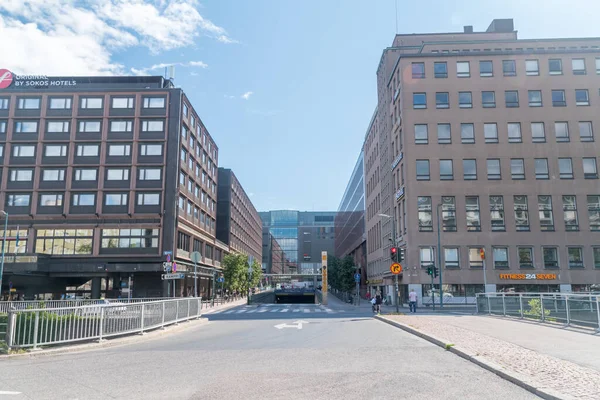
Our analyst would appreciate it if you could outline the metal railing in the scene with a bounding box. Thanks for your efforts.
[476,292,600,330]
[0,298,175,314]
[4,298,203,350]
[423,295,477,306]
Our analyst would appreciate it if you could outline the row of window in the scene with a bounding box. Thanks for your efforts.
[417,195,600,233]
[0,96,166,111]
[179,172,217,198]
[181,126,217,161]
[4,143,164,158]
[180,148,217,176]
[7,167,163,183]
[415,157,598,182]
[178,195,217,224]
[412,89,591,109]
[0,119,166,134]
[414,121,594,144]
[6,192,161,207]
[419,246,600,270]
[411,57,599,80]
[176,230,219,262]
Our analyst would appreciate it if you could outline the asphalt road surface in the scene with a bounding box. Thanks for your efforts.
[0,304,538,400]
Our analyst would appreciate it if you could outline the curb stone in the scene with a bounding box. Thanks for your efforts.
[375,315,570,400]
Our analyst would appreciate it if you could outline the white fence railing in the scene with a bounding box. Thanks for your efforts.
[0,298,175,314]
[4,298,203,350]
[476,292,600,330]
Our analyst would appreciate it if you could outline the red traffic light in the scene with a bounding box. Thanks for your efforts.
[391,247,397,254]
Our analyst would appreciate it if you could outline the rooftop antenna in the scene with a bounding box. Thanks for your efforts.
[168,65,175,81]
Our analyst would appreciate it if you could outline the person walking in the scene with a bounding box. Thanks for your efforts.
[375,291,383,314]
[408,289,418,313]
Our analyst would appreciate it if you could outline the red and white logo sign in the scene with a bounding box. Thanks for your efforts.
[0,69,13,89]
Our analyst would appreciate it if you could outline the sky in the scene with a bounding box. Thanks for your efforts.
[1,0,599,212]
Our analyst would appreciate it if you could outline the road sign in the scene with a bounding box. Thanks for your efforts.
[217,277,225,283]
[480,248,486,260]
[354,273,361,283]
[161,273,185,280]
[190,251,201,263]
[173,262,177,272]
[390,263,403,275]
[162,261,173,272]
[163,251,173,256]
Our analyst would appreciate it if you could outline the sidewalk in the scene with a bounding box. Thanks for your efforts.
[378,313,600,400]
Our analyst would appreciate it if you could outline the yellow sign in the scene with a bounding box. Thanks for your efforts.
[367,279,384,285]
[499,273,557,280]
[321,254,327,261]
[390,263,402,275]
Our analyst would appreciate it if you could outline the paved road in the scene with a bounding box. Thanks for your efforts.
[0,304,538,400]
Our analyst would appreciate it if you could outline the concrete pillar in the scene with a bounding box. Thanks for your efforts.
[408,284,423,306]
[560,284,572,293]
[91,277,102,299]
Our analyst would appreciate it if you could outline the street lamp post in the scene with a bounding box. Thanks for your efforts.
[0,211,8,300]
[437,204,444,308]
[378,213,399,313]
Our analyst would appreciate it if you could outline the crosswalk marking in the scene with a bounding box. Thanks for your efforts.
[247,309,257,313]
[280,308,289,312]
[258,309,269,313]
[293,309,300,312]
[236,310,246,314]
[209,306,347,315]
[224,310,234,314]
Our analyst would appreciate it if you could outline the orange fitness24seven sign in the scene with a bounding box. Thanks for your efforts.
[499,273,557,280]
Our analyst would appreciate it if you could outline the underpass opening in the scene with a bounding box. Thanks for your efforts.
[275,294,315,304]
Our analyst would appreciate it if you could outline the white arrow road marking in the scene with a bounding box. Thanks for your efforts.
[0,391,21,395]
[274,320,309,330]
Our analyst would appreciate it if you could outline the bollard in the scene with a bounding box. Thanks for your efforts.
[565,295,570,326]
[519,295,524,319]
[540,294,545,322]
[502,294,506,316]
[487,294,491,315]
[175,300,179,324]
[6,311,16,350]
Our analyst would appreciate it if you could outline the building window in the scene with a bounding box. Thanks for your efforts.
[444,248,459,268]
[507,122,522,143]
[139,168,162,181]
[79,121,101,133]
[461,123,475,144]
[418,196,432,232]
[105,193,128,206]
[12,145,35,157]
[589,195,600,231]
[563,195,579,231]
[518,248,534,269]
[469,248,483,268]
[140,144,162,156]
[35,229,93,255]
[466,196,480,231]
[179,172,185,186]
[575,89,589,106]
[419,247,434,268]
[505,91,519,107]
[594,248,600,268]
[47,121,70,133]
[528,90,542,107]
[137,193,160,205]
[0,121,5,134]
[178,196,185,210]
[436,92,449,109]
[463,159,477,180]
[525,60,539,76]
[39,193,63,206]
[568,247,584,268]
[531,122,546,143]
[143,97,165,108]
[414,124,428,144]
[189,135,195,149]
[42,169,65,181]
[101,229,159,249]
[76,145,99,157]
[112,97,134,109]
[483,123,498,143]
[413,93,426,109]
[457,61,470,77]
[180,149,187,162]
[108,144,131,156]
[106,168,129,181]
[74,169,97,181]
[439,160,453,180]
[549,59,562,75]
[412,62,425,79]
[579,122,594,142]
[555,122,569,142]
[583,158,598,179]
[9,169,33,182]
[479,60,493,77]
[188,157,194,170]
[543,247,559,268]
[534,158,549,179]
[514,195,530,231]
[0,98,7,110]
[80,97,103,109]
[490,195,505,231]
[552,90,566,107]
[434,62,447,78]
[486,159,501,180]
[572,58,586,75]
[49,98,72,109]
[538,195,554,231]
[15,121,38,133]
[558,158,573,179]
[459,92,472,108]
[437,124,451,144]
[502,60,516,76]
[187,178,193,192]
[110,120,133,132]
[441,196,456,232]
[142,120,164,132]
[17,98,40,109]
[493,247,509,268]
[72,193,95,206]
[482,91,496,108]
[7,194,31,207]
[510,159,525,180]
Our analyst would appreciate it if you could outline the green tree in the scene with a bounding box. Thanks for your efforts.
[250,259,263,288]
[222,253,263,293]
[327,255,356,293]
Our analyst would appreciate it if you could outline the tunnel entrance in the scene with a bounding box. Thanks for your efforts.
[275,294,315,304]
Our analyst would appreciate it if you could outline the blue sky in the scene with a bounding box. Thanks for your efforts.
[1,0,598,211]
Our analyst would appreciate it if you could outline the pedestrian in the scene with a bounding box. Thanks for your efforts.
[409,289,418,313]
[370,296,377,313]
[375,291,383,314]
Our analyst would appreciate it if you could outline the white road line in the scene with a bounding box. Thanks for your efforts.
[293,309,300,312]
[258,309,269,313]
[303,309,310,313]
[324,308,333,312]
[0,391,21,395]
[270,309,280,312]
[236,310,246,314]
[313,308,323,313]
[280,309,289,312]
[223,310,235,314]
[247,309,257,313]
[211,310,223,314]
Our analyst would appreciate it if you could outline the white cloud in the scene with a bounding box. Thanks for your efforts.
[241,91,253,100]
[130,60,208,76]
[0,0,234,75]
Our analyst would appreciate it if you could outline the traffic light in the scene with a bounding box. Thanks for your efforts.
[398,248,405,262]
[426,266,433,276]
[390,247,398,262]
[433,266,439,278]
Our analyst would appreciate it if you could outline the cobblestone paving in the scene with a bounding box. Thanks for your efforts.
[385,315,600,400]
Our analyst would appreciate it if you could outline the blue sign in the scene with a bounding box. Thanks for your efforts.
[163,251,173,256]
[354,273,361,283]
[218,277,225,283]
